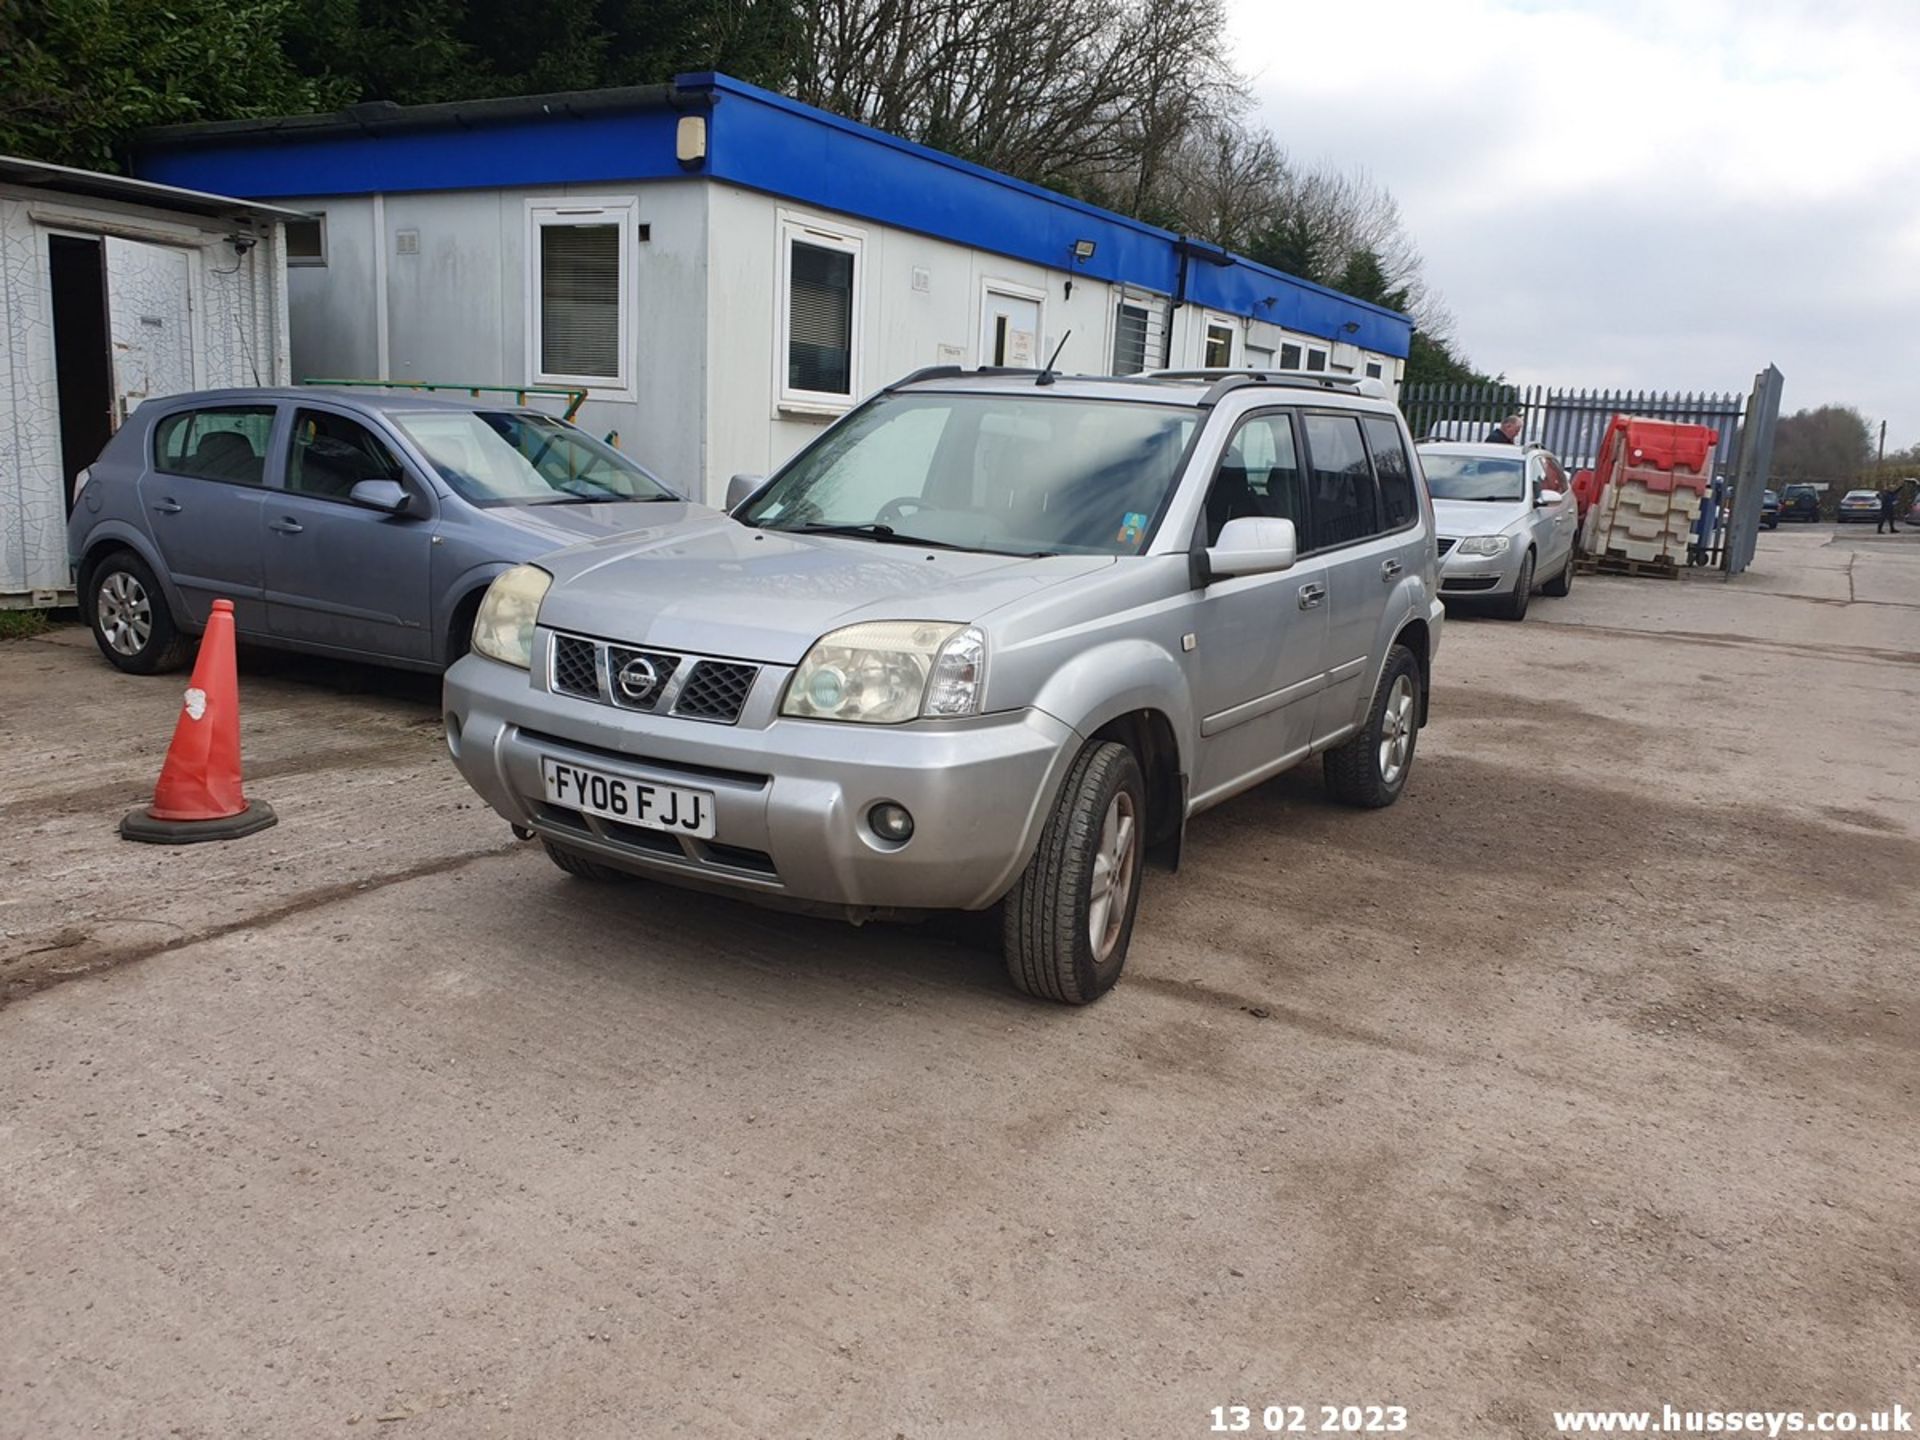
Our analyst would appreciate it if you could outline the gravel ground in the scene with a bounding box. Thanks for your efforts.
[2,527,1916,1439]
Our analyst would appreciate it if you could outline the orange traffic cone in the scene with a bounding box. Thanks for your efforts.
[120,599,277,844]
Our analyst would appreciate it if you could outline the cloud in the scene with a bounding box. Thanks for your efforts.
[1228,0,1920,446]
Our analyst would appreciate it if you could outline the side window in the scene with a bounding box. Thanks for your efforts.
[1362,415,1418,530]
[1545,457,1567,496]
[1301,413,1379,549]
[287,410,404,501]
[153,406,275,485]
[781,216,863,405]
[1279,342,1303,369]
[1205,412,1305,545]
[1112,302,1150,375]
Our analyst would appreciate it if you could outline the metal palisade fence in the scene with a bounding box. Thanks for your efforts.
[1401,383,1747,472]
[1403,368,1783,576]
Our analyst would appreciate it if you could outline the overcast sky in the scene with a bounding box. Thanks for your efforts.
[1227,0,1920,449]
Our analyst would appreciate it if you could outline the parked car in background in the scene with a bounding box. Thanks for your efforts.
[1760,489,1780,529]
[68,389,706,675]
[1778,483,1822,522]
[444,368,1445,1004]
[1837,488,1882,524]
[1416,441,1579,621]
[1907,492,1920,527]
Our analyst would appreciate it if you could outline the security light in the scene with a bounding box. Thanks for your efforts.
[1071,239,1096,261]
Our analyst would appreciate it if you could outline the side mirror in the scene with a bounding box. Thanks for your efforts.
[1205,516,1297,580]
[350,479,412,515]
[725,472,767,513]
[1535,488,1564,507]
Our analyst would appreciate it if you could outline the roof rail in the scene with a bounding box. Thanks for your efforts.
[1145,368,1392,407]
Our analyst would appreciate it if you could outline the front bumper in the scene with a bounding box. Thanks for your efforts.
[442,649,1082,915]
[1437,541,1525,597]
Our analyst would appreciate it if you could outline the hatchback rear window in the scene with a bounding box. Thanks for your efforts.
[153,406,275,486]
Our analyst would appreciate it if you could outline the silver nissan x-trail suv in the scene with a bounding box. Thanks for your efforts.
[444,368,1444,1004]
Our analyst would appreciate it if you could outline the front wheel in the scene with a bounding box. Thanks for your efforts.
[542,839,626,883]
[1495,551,1535,621]
[1324,645,1422,809]
[1001,741,1146,1005]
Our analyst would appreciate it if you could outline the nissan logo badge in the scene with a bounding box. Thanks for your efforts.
[617,656,660,701]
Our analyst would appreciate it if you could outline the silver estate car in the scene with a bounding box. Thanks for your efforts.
[66,388,705,674]
[444,369,1445,1003]
[1418,441,1579,621]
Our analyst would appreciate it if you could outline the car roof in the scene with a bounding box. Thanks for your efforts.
[885,367,1398,410]
[132,386,549,417]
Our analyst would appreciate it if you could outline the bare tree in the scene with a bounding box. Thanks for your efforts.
[791,0,1238,194]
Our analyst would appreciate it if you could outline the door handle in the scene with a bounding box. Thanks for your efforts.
[1297,582,1326,610]
[269,518,304,535]
[151,499,182,515]
[1381,559,1403,580]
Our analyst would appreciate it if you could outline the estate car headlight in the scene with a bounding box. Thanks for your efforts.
[471,564,551,669]
[1456,535,1512,556]
[781,622,986,724]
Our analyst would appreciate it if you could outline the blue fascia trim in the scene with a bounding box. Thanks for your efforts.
[135,107,689,200]
[684,73,1410,357]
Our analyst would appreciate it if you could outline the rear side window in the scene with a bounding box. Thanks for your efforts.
[153,407,275,486]
[1301,413,1379,549]
[1361,415,1418,529]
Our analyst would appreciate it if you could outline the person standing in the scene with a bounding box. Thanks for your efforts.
[1484,414,1523,445]
[1878,484,1903,534]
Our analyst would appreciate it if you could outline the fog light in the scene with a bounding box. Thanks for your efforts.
[868,802,914,843]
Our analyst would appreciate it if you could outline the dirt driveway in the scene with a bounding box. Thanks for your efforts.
[3,528,1916,1439]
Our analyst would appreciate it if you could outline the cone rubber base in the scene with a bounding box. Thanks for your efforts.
[120,800,278,845]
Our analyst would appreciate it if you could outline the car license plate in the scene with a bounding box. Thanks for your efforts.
[540,758,715,839]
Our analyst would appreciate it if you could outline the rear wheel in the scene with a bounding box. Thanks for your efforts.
[1495,550,1535,621]
[542,839,625,883]
[1001,741,1145,1005]
[1324,645,1422,809]
[88,550,191,674]
[1542,544,1574,597]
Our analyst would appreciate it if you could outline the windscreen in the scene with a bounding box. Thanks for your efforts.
[1420,453,1526,502]
[393,411,676,506]
[736,393,1198,556]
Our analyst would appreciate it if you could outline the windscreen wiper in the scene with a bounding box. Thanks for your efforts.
[786,522,971,552]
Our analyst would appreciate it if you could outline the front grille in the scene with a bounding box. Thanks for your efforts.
[544,632,759,726]
[1435,536,1457,556]
[674,661,757,723]
[606,646,680,710]
[551,635,599,699]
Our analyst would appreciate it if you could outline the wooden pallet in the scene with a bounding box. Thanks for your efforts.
[1576,554,1681,579]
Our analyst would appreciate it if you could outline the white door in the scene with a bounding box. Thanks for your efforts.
[1201,313,1238,368]
[980,287,1041,367]
[104,238,195,424]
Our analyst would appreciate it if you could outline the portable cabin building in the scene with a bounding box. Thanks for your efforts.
[135,75,1415,507]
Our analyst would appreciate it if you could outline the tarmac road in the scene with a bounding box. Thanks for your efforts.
[3,527,1917,1438]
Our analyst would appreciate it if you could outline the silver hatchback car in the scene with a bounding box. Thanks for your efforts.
[66,388,705,674]
[444,369,1445,1003]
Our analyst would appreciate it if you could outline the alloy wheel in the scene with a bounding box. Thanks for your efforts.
[1378,674,1417,788]
[1088,789,1138,963]
[97,571,152,657]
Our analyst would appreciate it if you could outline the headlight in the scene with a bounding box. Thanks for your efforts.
[1456,535,1512,556]
[781,622,986,724]
[471,564,551,669]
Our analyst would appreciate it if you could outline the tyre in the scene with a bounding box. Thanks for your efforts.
[1001,741,1146,1005]
[1542,544,1574,597]
[88,550,191,675]
[542,839,626,882]
[1495,550,1535,621]
[1324,644,1423,809]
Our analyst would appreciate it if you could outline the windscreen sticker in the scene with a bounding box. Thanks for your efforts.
[1117,511,1149,548]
